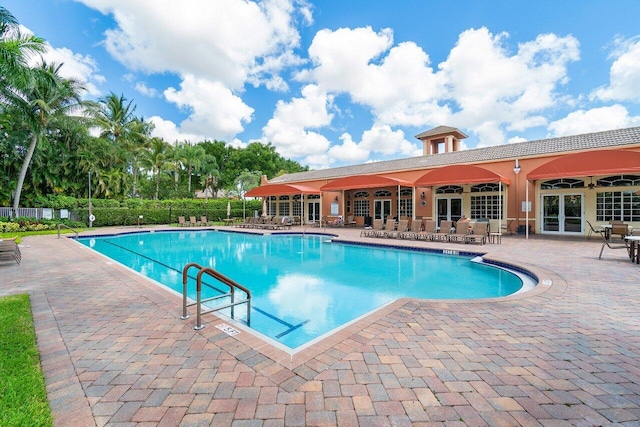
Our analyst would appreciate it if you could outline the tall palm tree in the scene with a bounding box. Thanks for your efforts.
[179,142,205,194]
[3,62,86,212]
[140,137,170,200]
[86,92,151,197]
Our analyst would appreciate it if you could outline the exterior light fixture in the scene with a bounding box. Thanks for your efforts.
[513,159,521,175]
[420,191,425,199]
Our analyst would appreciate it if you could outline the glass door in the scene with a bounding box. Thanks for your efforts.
[436,197,463,226]
[307,201,320,224]
[541,194,583,234]
[374,199,392,221]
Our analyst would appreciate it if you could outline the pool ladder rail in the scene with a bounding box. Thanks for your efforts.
[181,262,252,330]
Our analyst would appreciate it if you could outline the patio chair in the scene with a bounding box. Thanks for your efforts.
[200,216,211,226]
[189,216,199,227]
[385,219,409,239]
[400,219,423,239]
[598,224,630,260]
[361,218,383,237]
[449,219,471,243]
[431,220,453,242]
[0,239,21,265]
[177,216,187,227]
[376,218,397,238]
[464,221,489,245]
[345,215,357,227]
[416,220,436,241]
[586,220,605,240]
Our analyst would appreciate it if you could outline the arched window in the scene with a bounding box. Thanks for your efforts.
[374,190,392,197]
[435,185,463,194]
[540,178,584,189]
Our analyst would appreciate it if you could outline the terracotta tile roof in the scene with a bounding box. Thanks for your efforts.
[270,126,640,184]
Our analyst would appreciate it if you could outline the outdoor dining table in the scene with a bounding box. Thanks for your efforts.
[625,235,640,264]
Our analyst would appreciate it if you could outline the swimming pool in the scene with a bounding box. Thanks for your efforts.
[79,230,526,349]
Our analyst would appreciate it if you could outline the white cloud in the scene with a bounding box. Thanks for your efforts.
[164,74,254,140]
[441,28,580,141]
[262,84,333,159]
[134,82,159,97]
[148,115,205,144]
[21,25,105,96]
[79,0,309,90]
[591,37,640,102]
[548,105,640,136]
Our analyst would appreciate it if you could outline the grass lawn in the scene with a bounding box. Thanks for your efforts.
[0,294,53,427]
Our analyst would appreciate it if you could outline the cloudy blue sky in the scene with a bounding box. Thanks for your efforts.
[5,0,640,169]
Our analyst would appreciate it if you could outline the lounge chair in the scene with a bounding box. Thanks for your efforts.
[0,239,21,265]
[376,218,397,238]
[464,221,488,244]
[416,220,436,241]
[599,224,630,260]
[200,216,211,226]
[189,216,199,227]
[361,219,383,237]
[327,216,344,227]
[431,220,453,242]
[177,216,187,227]
[399,219,423,239]
[345,215,357,227]
[449,219,471,243]
[386,219,409,239]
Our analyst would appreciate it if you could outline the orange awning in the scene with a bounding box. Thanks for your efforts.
[320,174,413,191]
[244,183,320,197]
[527,149,640,180]
[414,165,511,187]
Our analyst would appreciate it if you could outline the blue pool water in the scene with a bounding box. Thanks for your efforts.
[79,230,524,349]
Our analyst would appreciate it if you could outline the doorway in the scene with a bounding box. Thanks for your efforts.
[307,201,320,224]
[436,197,462,225]
[541,194,583,235]
[374,199,392,221]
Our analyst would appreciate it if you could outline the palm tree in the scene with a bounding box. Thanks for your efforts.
[3,62,86,212]
[140,137,170,200]
[86,92,151,197]
[0,7,45,93]
[179,142,206,194]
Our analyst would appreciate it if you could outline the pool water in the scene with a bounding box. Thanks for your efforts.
[79,230,523,349]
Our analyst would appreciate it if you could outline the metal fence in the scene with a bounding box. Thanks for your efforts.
[0,207,79,221]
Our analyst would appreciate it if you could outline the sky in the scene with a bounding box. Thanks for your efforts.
[4,0,640,170]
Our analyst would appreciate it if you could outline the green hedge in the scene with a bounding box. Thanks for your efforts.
[77,200,261,226]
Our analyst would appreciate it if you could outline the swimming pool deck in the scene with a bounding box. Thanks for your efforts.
[1,225,639,426]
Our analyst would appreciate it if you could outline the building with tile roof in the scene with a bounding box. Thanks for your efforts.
[247,126,640,238]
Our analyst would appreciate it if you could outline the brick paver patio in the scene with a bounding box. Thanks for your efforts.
[1,225,639,426]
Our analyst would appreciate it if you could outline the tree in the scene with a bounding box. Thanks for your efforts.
[140,137,170,200]
[3,62,86,212]
[179,142,206,194]
[86,92,151,197]
[199,154,220,202]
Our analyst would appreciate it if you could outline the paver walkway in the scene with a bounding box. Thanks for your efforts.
[1,226,640,426]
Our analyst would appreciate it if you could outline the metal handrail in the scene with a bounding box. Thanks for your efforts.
[57,223,79,239]
[181,263,252,330]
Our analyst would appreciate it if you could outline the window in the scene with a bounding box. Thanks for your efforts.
[374,189,392,197]
[398,198,412,218]
[267,196,276,215]
[470,195,502,219]
[292,198,302,216]
[596,175,640,187]
[353,191,369,198]
[540,178,585,190]
[596,191,640,222]
[353,200,370,217]
[435,185,463,194]
[471,183,500,192]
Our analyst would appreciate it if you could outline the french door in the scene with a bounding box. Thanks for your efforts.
[307,201,320,224]
[374,199,392,221]
[541,194,583,235]
[436,197,462,225]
